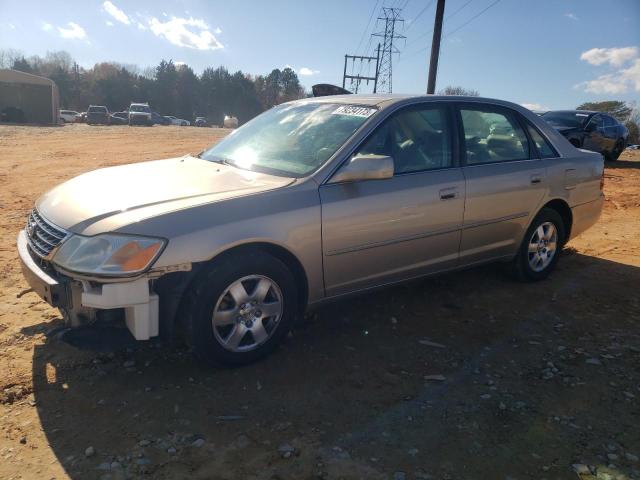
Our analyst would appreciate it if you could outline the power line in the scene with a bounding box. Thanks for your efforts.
[404,0,435,34]
[399,0,500,62]
[355,0,381,55]
[443,0,501,38]
[403,0,474,50]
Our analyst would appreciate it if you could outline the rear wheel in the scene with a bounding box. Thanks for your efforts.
[608,139,624,161]
[512,208,565,281]
[181,250,298,366]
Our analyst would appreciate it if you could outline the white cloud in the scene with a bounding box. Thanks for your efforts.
[564,13,578,21]
[148,16,223,50]
[580,46,638,67]
[137,22,147,30]
[576,46,640,94]
[8,23,16,30]
[521,103,547,111]
[42,22,53,32]
[103,1,130,25]
[106,20,114,27]
[298,67,319,76]
[214,27,222,34]
[57,22,87,40]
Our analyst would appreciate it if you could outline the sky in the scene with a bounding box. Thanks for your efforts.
[0,0,639,110]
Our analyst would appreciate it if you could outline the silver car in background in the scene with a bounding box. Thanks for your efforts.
[18,95,604,365]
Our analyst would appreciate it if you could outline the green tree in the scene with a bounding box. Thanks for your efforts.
[438,85,479,96]
[576,101,632,122]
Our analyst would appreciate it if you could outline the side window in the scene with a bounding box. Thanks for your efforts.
[526,123,558,159]
[460,107,529,164]
[356,105,452,174]
[603,115,615,127]
[588,115,603,131]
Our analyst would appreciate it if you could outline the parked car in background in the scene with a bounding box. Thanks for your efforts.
[165,115,191,126]
[223,115,238,128]
[17,95,604,366]
[86,105,110,125]
[110,112,128,125]
[78,112,87,123]
[541,110,629,161]
[626,144,639,150]
[129,103,153,126]
[60,110,81,123]
[194,116,208,127]
[151,111,170,125]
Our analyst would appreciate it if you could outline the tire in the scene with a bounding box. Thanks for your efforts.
[181,250,299,366]
[608,139,624,161]
[512,208,565,282]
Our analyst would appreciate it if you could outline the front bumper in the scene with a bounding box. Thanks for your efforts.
[17,230,159,340]
[17,230,69,308]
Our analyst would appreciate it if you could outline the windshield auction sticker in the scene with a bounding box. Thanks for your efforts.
[332,105,376,118]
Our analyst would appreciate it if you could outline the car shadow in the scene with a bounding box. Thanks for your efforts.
[29,252,640,479]
[606,158,640,169]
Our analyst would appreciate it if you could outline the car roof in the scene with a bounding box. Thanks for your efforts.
[289,94,537,112]
[544,109,598,116]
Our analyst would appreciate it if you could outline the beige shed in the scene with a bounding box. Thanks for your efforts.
[0,69,60,124]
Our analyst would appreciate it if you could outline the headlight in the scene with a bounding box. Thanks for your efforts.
[52,234,166,276]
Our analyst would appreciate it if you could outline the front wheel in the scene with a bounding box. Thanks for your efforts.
[181,250,299,366]
[512,208,565,281]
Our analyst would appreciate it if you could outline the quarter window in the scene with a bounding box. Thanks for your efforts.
[526,124,557,159]
[356,106,452,174]
[460,108,529,164]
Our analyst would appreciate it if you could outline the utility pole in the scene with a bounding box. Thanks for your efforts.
[342,44,381,94]
[373,7,405,93]
[427,0,446,94]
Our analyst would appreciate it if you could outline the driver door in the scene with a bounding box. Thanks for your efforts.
[319,103,465,296]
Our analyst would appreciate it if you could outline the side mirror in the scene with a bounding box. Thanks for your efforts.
[329,154,394,183]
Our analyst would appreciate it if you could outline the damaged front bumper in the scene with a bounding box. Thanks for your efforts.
[17,230,159,340]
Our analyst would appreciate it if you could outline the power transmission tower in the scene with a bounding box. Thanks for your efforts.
[342,44,381,93]
[372,7,405,93]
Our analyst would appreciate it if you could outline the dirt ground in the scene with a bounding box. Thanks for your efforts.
[0,124,638,480]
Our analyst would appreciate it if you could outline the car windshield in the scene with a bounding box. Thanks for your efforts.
[200,102,376,177]
[542,111,590,128]
[130,105,150,113]
[88,107,106,113]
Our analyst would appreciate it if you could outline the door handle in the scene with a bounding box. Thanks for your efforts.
[439,187,458,200]
[530,174,542,184]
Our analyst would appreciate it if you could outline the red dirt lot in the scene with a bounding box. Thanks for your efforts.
[0,124,639,480]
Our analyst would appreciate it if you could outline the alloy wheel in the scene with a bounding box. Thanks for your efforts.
[527,221,558,272]
[211,275,283,352]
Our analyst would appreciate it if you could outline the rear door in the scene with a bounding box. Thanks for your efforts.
[456,103,546,265]
[320,103,465,296]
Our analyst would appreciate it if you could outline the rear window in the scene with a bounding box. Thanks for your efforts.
[542,112,589,129]
[130,105,151,113]
[526,123,558,159]
[88,106,107,113]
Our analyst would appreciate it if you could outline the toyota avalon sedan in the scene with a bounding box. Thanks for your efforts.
[18,95,604,366]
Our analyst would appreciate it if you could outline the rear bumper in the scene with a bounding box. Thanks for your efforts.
[17,230,69,308]
[570,195,604,239]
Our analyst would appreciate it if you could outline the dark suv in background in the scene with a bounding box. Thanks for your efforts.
[86,105,110,125]
[542,110,629,161]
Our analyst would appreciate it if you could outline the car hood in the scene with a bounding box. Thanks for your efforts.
[36,156,295,235]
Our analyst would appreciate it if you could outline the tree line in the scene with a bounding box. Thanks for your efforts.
[0,49,306,125]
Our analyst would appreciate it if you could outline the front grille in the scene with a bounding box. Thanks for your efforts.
[25,209,68,258]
